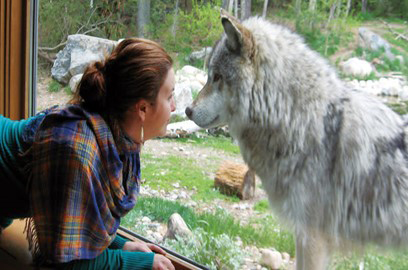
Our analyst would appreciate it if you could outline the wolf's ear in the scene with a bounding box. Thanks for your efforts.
[220,9,253,57]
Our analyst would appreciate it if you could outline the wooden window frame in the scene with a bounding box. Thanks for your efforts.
[0,0,37,120]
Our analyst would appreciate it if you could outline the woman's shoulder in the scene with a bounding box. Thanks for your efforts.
[34,104,106,144]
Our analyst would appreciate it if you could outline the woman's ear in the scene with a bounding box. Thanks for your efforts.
[135,99,148,122]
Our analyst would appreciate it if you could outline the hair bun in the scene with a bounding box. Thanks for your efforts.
[77,61,107,111]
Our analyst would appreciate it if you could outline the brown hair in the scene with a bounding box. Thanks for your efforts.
[71,38,173,138]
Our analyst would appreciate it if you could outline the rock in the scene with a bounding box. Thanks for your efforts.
[401,86,408,101]
[188,47,213,64]
[69,73,82,93]
[176,65,207,84]
[340,57,374,77]
[141,216,151,223]
[51,34,117,85]
[260,249,283,270]
[173,82,194,116]
[358,27,394,60]
[396,55,405,65]
[164,213,192,240]
[166,120,202,138]
[281,252,290,263]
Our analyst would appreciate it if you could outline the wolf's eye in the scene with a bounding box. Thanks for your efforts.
[213,73,221,82]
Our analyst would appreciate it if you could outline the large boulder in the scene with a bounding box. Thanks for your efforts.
[51,34,117,85]
[172,65,207,117]
[187,47,213,65]
[339,57,374,77]
[358,27,394,60]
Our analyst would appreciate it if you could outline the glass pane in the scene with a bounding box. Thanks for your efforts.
[37,1,271,269]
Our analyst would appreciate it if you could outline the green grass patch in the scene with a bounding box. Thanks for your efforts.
[387,101,408,115]
[162,135,240,155]
[140,152,235,202]
[332,249,408,270]
[48,79,64,92]
[253,199,270,213]
[169,114,187,124]
[122,196,295,256]
[353,46,408,78]
[383,31,408,52]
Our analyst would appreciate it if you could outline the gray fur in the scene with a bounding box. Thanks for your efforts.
[186,11,408,270]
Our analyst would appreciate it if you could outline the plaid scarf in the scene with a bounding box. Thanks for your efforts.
[28,105,141,263]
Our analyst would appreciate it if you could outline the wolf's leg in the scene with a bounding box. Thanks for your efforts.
[296,230,330,270]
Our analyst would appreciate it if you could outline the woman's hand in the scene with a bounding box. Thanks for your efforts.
[152,254,175,270]
[123,241,167,255]
[123,241,174,270]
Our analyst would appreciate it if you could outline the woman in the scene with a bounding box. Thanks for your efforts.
[0,38,176,270]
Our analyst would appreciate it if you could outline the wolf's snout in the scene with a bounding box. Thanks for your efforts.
[185,106,193,118]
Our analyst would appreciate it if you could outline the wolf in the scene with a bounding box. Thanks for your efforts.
[185,10,408,270]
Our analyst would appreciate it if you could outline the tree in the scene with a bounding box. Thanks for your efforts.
[294,0,302,14]
[137,0,151,37]
[241,0,251,20]
[362,0,367,13]
[309,0,317,11]
[345,0,352,17]
[262,0,269,18]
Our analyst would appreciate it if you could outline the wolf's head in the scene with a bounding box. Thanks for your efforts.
[185,9,257,129]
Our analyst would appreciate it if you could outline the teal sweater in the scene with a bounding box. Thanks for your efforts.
[60,234,154,270]
[0,114,154,269]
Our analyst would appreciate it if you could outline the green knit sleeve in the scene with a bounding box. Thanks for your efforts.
[59,248,154,270]
[109,234,129,249]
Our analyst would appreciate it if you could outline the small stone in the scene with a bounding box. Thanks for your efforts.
[260,248,283,270]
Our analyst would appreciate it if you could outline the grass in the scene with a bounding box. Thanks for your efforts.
[122,196,296,256]
[140,152,237,202]
[332,249,408,270]
[48,79,63,92]
[162,135,240,155]
[387,101,408,115]
[253,199,270,213]
[353,46,408,78]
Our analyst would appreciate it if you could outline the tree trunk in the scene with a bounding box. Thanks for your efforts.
[214,161,256,200]
[241,0,251,20]
[262,0,269,18]
[336,0,342,18]
[228,0,234,14]
[222,0,229,10]
[345,0,352,17]
[295,0,302,15]
[180,0,193,13]
[171,0,180,37]
[234,0,238,18]
[309,0,316,11]
[362,0,367,13]
[137,0,151,38]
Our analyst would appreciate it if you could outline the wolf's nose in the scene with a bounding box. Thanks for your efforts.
[185,107,193,118]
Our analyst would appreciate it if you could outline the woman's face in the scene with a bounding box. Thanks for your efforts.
[144,68,176,139]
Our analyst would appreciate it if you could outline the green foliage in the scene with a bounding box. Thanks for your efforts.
[122,196,296,256]
[140,152,235,202]
[48,79,63,92]
[387,101,408,115]
[253,199,270,213]
[162,135,240,155]
[148,1,223,69]
[169,114,187,123]
[353,46,408,77]
[39,0,135,48]
[164,227,245,270]
[295,10,354,57]
[332,249,408,270]
[191,89,199,100]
